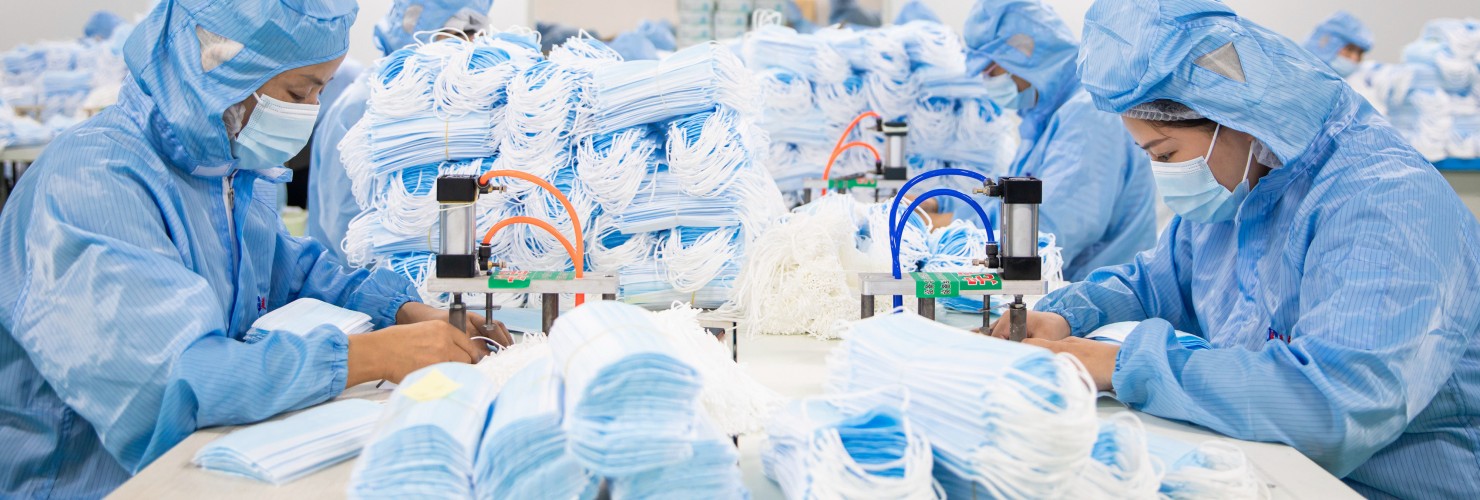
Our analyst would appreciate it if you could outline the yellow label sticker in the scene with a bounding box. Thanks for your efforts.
[400,369,462,402]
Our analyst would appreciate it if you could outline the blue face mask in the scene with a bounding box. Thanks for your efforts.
[1328,56,1359,78]
[232,93,319,171]
[1150,124,1254,224]
[982,72,1020,111]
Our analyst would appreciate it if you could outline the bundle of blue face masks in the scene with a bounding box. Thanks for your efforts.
[762,389,940,499]
[609,417,748,499]
[1148,435,1270,498]
[341,29,783,312]
[474,356,601,500]
[1353,19,1480,162]
[827,312,1100,498]
[348,363,499,499]
[548,302,704,476]
[193,399,382,485]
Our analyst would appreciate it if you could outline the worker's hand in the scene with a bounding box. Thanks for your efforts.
[396,302,513,349]
[347,320,489,387]
[1023,337,1118,392]
[987,311,1073,341]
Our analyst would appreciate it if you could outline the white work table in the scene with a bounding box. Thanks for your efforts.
[110,321,1359,499]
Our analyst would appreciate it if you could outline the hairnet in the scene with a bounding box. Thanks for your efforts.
[374,0,495,56]
[1077,0,1350,165]
[894,0,942,25]
[123,0,358,177]
[1123,100,1203,121]
[84,11,126,40]
[1303,11,1374,61]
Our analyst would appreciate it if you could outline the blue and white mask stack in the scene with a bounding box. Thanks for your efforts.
[340,28,785,312]
[0,33,130,147]
[735,22,1018,195]
[1352,18,1480,162]
[825,312,1099,498]
[474,356,600,500]
[194,399,382,486]
[349,364,499,499]
[763,389,940,499]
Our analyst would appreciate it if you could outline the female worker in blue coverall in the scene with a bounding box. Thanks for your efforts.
[991,0,1480,497]
[1304,11,1374,78]
[0,1,510,497]
[308,0,495,265]
[961,0,1159,282]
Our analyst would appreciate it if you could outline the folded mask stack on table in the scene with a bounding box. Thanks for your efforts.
[245,298,373,343]
[1086,321,1213,351]
[762,388,940,499]
[609,417,748,499]
[1351,18,1480,163]
[473,356,601,500]
[193,399,383,485]
[825,312,1099,498]
[1149,435,1270,498]
[548,302,705,476]
[348,363,500,498]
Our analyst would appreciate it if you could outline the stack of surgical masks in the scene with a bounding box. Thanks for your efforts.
[194,399,382,485]
[610,417,747,499]
[1150,436,1271,498]
[1086,321,1213,351]
[1351,18,1480,162]
[341,28,785,311]
[0,34,129,130]
[474,356,601,500]
[826,312,1099,498]
[736,22,1019,193]
[246,298,373,342]
[762,389,940,499]
[548,302,704,475]
[349,363,499,498]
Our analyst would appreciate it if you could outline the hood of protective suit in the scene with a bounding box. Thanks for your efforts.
[1078,0,1353,166]
[1304,11,1373,61]
[964,0,1082,140]
[122,0,356,178]
[894,0,942,25]
[374,0,495,56]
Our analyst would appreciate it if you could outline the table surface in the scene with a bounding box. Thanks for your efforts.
[111,315,1359,500]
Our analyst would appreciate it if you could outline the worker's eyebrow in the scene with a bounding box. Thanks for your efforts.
[1138,137,1170,151]
[301,74,327,87]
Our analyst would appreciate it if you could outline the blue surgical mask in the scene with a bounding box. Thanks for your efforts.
[1327,56,1359,78]
[982,72,1020,111]
[1151,124,1254,224]
[232,93,319,171]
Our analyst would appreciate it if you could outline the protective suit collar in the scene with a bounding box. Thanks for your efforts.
[1077,0,1353,167]
[121,0,357,179]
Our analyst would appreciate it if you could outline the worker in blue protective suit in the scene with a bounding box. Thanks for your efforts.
[83,10,126,41]
[782,1,820,34]
[894,0,941,25]
[1304,11,1373,78]
[537,21,597,53]
[610,31,660,61]
[0,1,509,497]
[307,0,493,265]
[962,0,1157,281]
[989,0,1480,497]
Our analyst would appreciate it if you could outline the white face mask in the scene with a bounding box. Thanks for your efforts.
[231,93,319,171]
[1150,124,1254,224]
[982,72,1020,111]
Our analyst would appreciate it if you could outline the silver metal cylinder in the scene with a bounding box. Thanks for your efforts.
[999,203,1039,258]
[438,204,476,255]
[884,133,906,169]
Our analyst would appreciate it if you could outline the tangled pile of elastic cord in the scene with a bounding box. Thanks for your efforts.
[718,195,1064,338]
[350,301,768,497]
[824,312,1270,499]
[735,21,1018,194]
[1351,18,1480,161]
[340,29,785,310]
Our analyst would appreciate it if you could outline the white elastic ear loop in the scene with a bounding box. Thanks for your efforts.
[1204,123,1222,159]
